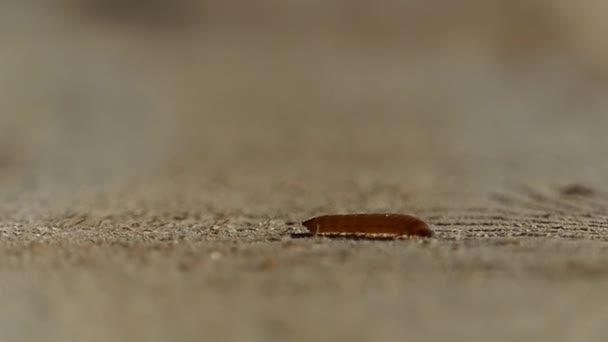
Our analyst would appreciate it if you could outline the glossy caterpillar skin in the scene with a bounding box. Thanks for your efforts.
[302,213,433,237]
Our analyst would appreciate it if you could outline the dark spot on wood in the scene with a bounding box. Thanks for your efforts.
[68,0,203,30]
[560,184,596,197]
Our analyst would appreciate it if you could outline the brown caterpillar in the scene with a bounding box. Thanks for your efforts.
[302,213,433,237]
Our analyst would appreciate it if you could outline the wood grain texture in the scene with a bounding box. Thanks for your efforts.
[302,214,433,237]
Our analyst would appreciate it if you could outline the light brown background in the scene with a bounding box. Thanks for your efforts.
[1,1,608,341]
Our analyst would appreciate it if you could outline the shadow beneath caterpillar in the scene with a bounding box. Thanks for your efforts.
[289,232,428,241]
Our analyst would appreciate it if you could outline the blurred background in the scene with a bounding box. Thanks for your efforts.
[1,0,607,192]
